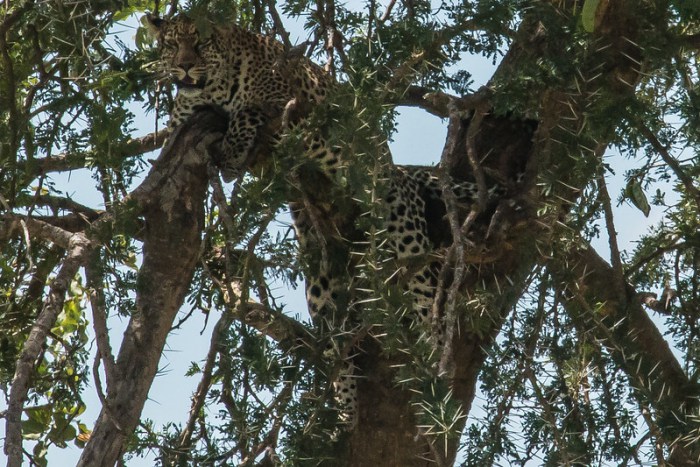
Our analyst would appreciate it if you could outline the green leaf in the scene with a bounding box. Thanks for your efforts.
[581,0,601,32]
[21,419,45,439]
[113,7,135,22]
[135,27,152,50]
[625,179,651,217]
[25,405,52,426]
[48,412,77,446]
[123,252,139,270]
[33,442,48,467]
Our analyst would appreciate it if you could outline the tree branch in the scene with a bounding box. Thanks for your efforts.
[175,310,231,463]
[17,129,166,179]
[386,19,497,92]
[20,195,100,217]
[552,244,700,464]
[636,121,700,211]
[77,110,223,467]
[0,215,80,248]
[399,85,492,119]
[5,231,92,467]
[239,302,315,349]
[86,251,118,387]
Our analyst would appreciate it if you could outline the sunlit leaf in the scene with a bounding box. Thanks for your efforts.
[625,178,651,217]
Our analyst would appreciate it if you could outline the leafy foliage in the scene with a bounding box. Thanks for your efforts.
[1,0,700,465]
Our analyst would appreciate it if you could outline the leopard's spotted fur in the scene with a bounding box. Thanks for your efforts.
[147,14,335,181]
[148,14,499,428]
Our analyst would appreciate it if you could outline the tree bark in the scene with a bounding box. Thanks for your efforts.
[340,112,538,467]
[5,232,91,467]
[77,110,225,467]
[554,245,700,465]
[341,1,689,464]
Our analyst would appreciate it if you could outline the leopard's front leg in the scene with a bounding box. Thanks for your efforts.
[161,93,198,151]
[216,106,271,182]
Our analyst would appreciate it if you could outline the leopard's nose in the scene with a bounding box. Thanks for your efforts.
[179,61,195,72]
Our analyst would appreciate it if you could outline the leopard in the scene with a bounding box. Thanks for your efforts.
[146,13,335,181]
[147,14,503,429]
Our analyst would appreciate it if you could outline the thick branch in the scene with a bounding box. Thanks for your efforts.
[399,85,492,119]
[1,213,102,237]
[77,111,223,467]
[552,244,700,464]
[240,302,315,349]
[0,215,82,248]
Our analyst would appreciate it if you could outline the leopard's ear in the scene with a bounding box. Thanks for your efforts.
[144,13,165,36]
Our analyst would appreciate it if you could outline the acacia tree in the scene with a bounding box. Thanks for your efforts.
[1,0,700,465]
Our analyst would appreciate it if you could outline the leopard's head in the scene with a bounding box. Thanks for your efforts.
[146,14,217,96]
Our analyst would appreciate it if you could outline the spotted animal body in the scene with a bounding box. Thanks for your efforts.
[148,14,502,428]
[147,14,335,181]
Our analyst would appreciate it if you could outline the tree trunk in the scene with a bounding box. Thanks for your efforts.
[339,1,698,464]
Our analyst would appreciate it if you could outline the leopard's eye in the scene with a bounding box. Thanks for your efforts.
[163,40,178,50]
[196,38,212,50]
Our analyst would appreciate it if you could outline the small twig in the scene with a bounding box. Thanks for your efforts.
[524,367,572,466]
[596,163,627,305]
[639,402,668,465]
[625,239,683,278]
[636,120,700,210]
[239,381,295,465]
[386,19,491,92]
[92,354,126,435]
[21,195,99,217]
[85,253,117,388]
[175,310,232,464]
[379,0,397,24]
